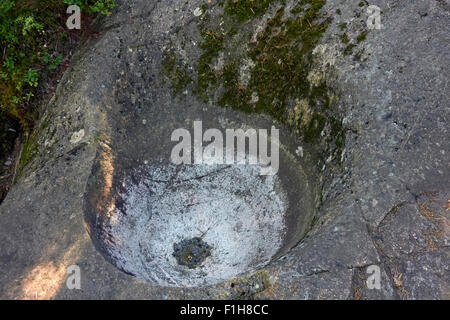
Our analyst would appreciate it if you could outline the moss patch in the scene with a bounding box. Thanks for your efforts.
[341,33,350,44]
[194,0,346,153]
[356,30,367,43]
[343,43,356,56]
[169,0,349,163]
[162,50,192,93]
[16,132,38,180]
[342,29,367,56]
[224,0,278,22]
[197,29,224,100]
[229,270,271,299]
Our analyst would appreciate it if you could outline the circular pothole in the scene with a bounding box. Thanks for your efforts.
[108,162,288,286]
[84,119,317,287]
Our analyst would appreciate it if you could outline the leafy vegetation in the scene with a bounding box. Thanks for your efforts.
[0,0,116,132]
[63,0,116,15]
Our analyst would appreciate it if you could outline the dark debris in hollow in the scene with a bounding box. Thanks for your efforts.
[173,237,212,269]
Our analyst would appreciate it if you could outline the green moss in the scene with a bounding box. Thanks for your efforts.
[218,5,331,121]
[310,215,319,229]
[304,113,327,143]
[291,4,304,15]
[17,133,38,180]
[197,29,224,100]
[195,0,345,154]
[343,43,356,56]
[357,30,367,43]
[336,9,341,15]
[341,30,367,57]
[224,0,276,22]
[162,50,192,93]
[201,3,210,12]
[172,66,191,93]
[218,62,251,111]
[162,50,176,75]
[227,27,238,37]
[341,33,350,44]
[309,81,331,110]
[255,270,271,290]
[330,116,345,149]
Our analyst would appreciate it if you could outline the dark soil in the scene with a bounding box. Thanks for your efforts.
[173,237,212,269]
